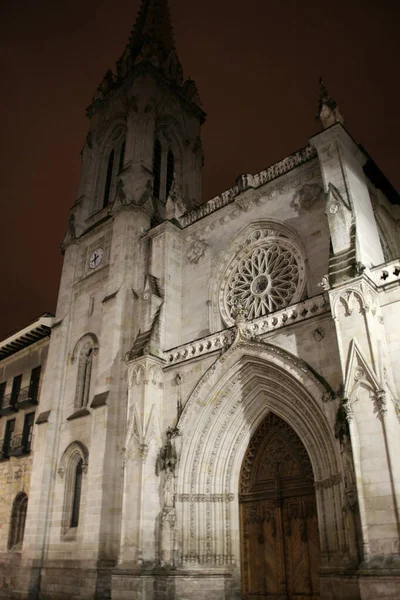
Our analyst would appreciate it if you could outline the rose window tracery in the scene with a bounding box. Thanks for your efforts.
[219,227,306,326]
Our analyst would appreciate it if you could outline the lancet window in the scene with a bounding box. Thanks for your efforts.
[152,137,175,203]
[60,442,88,536]
[100,125,126,209]
[72,334,98,411]
[8,493,28,550]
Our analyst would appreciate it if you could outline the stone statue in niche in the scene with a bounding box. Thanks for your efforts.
[157,427,180,567]
[340,433,362,563]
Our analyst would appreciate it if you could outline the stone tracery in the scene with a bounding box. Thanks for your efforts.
[226,243,300,320]
[211,221,307,328]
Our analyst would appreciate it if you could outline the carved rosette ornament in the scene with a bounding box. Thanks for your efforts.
[221,232,306,325]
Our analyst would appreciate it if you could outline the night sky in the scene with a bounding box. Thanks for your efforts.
[0,0,399,340]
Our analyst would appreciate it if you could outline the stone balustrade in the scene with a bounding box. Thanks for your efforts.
[165,293,329,366]
[369,259,400,287]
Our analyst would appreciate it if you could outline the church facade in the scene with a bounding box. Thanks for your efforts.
[1,1,400,598]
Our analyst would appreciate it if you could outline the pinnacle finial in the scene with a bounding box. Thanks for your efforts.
[317,77,344,129]
[116,0,183,84]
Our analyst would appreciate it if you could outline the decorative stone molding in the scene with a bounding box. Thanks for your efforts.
[291,183,322,210]
[330,279,382,322]
[186,237,209,264]
[165,294,329,366]
[313,328,324,342]
[373,389,387,420]
[177,494,235,502]
[314,473,342,490]
[180,146,317,227]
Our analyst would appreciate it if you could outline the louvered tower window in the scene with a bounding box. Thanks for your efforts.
[153,139,162,199]
[119,138,126,172]
[166,149,175,198]
[103,150,115,207]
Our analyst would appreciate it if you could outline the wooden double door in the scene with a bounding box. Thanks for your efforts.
[240,413,320,599]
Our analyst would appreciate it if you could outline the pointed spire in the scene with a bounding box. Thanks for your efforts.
[131,0,175,57]
[116,0,183,84]
[317,77,344,129]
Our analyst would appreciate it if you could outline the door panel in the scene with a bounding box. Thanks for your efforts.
[240,413,320,599]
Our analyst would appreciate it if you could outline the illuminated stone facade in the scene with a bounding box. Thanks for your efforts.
[0,1,400,599]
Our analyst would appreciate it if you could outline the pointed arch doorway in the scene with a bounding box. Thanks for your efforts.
[239,413,321,599]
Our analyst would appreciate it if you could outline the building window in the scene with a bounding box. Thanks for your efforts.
[8,493,28,550]
[101,131,126,209]
[152,138,176,203]
[10,374,22,408]
[60,441,88,536]
[166,149,175,198]
[22,413,35,453]
[2,419,15,458]
[0,381,6,410]
[28,366,41,404]
[103,149,115,208]
[118,138,126,172]
[153,139,162,199]
[76,343,94,409]
[70,459,83,528]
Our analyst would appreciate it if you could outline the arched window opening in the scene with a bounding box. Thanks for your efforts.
[70,459,83,528]
[8,493,28,550]
[118,138,126,173]
[153,139,162,199]
[166,149,175,199]
[103,149,115,207]
[76,342,94,409]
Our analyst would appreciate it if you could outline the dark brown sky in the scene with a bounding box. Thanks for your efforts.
[0,0,399,340]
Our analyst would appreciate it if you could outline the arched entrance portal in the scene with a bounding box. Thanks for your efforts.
[240,412,320,599]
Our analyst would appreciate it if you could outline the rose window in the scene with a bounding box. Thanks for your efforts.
[225,243,301,321]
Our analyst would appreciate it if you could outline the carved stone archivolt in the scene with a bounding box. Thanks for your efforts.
[175,342,345,567]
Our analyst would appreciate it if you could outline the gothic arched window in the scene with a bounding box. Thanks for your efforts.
[153,139,162,199]
[166,149,175,199]
[118,138,126,173]
[70,459,83,528]
[59,441,88,536]
[100,126,126,210]
[76,343,94,409]
[152,137,176,203]
[103,149,115,208]
[72,334,98,411]
[8,492,28,550]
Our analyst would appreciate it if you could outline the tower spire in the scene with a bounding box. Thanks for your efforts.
[317,77,344,129]
[116,0,183,85]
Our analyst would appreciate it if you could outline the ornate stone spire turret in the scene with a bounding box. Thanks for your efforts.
[116,0,184,85]
[317,77,344,129]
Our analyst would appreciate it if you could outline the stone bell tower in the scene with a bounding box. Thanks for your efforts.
[73,0,206,233]
[20,2,205,597]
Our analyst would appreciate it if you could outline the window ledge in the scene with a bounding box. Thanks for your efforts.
[36,410,51,425]
[0,405,18,416]
[90,392,109,408]
[8,448,31,458]
[67,408,90,421]
[62,528,78,542]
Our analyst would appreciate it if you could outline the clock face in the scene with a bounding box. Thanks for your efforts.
[89,248,104,270]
